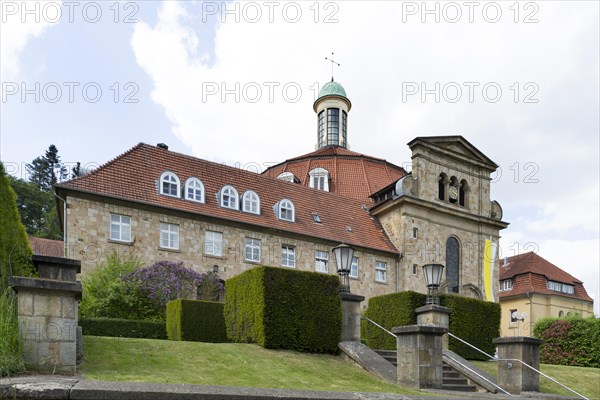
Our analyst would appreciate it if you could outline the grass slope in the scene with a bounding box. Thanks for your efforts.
[82,336,423,395]
[471,361,600,400]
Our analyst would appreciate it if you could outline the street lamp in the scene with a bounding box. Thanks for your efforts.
[333,244,354,293]
[422,263,444,305]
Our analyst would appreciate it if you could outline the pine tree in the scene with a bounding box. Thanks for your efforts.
[0,162,34,292]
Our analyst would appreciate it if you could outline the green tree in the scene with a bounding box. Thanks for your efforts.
[0,162,34,292]
[26,144,67,191]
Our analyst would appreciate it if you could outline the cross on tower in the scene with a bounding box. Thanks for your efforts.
[325,52,340,82]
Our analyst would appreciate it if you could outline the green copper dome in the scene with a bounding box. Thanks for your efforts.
[318,81,347,99]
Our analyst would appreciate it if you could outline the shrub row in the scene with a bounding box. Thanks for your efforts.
[363,291,500,360]
[80,317,167,339]
[533,316,600,367]
[166,299,229,343]
[225,266,341,353]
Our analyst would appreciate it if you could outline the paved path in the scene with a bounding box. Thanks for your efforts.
[0,375,581,400]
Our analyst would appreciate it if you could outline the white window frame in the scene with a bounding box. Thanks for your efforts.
[281,245,296,268]
[220,185,239,210]
[315,250,328,273]
[242,190,260,214]
[500,279,513,292]
[375,261,387,283]
[110,213,131,242]
[309,168,329,191]
[277,199,295,222]
[277,172,295,182]
[244,238,261,262]
[160,171,180,198]
[160,222,179,250]
[349,257,359,278]
[205,231,223,256]
[185,177,205,203]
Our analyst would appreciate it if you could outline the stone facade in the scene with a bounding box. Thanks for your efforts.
[64,195,398,303]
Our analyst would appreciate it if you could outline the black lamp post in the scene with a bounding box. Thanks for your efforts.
[333,244,354,293]
[422,263,444,305]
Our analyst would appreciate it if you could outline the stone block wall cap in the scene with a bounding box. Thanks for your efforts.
[392,325,448,335]
[493,336,544,345]
[415,304,450,314]
[9,276,82,298]
[339,293,365,302]
[32,254,81,271]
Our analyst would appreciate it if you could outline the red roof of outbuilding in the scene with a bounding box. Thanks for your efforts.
[263,146,407,202]
[55,143,399,255]
[499,252,593,302]
[28,236,64,258]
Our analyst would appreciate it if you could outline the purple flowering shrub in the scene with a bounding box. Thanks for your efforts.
[125,261,208,319]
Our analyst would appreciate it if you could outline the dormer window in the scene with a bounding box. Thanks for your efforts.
[242,190,260,214]
[548,280,575,294]
[185,178,205,203]
[160,171,180,197]
[277,172,296,183]
[220,185,239,210]
[500,279,513,292]
[309,168,329,191]
[277,199,295,222]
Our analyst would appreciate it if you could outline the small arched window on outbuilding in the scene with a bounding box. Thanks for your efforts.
[275,199,295,222]
[309,168,329,191]
[185,178,205,203]
[438,173,448,201]
[160,171,180,198]
[219,185,239,210]
[242,190,260,214]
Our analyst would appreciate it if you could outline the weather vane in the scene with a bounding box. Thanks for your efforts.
[325,52,340,82]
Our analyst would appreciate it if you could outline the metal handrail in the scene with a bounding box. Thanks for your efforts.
[361,317,395,338]
[448,332,588,400]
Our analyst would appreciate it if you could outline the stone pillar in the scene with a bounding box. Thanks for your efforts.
[9,255,82,374]
[392,325,448,389]
[492,336,544,394]
[415,304,450,349]
[340,293,365,342]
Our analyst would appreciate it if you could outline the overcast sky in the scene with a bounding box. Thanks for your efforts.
[1,1,598,315]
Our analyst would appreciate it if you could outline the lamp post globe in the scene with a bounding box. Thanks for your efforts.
[333,244,354,293]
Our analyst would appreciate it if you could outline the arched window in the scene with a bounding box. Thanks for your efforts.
[438,173,448,201]
[449,176,459,204]
[309,168,329,191]
[445,236,460,293]
[160,171,180,197]
[277,172,295,183]
[459,179,469,207]
[220,185,239,210]
[242,191,260,214]
[185,178,204,203]
[277,199,295,222]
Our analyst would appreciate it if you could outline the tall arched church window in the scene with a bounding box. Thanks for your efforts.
[445,237,460,293]
[438,173,448,201]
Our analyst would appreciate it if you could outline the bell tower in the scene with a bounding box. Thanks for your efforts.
[313,80,352,149]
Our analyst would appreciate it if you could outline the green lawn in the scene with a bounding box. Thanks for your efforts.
[471,360,600,400]
[82,336,424,395]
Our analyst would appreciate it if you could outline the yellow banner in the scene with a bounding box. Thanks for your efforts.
[483,239,496,302]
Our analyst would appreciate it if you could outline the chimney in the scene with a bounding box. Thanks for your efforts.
[157,143,169,150]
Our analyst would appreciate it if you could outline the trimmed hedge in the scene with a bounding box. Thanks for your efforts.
[224,266,341,353]
[363,291,500,360]
[80,317,166,339]
[166,299,229,343]
[533,316,600,367]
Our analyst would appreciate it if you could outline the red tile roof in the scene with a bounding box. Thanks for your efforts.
[55,143,399,255]
[263,146,407,202]
[499,252,593,302]
[28,236,64,258]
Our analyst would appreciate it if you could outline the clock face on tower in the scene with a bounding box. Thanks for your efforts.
[449,186,459,200]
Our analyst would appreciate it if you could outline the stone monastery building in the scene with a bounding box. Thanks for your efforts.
[55,80,509,303]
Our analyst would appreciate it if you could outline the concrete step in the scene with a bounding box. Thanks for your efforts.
[442,383,478,392]
[373,350,397,366]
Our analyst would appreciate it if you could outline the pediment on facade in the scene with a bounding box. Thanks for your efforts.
[408,136,498,171]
